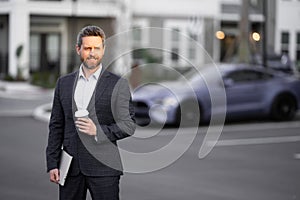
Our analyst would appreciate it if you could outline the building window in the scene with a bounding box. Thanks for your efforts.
[170,28,180,62]
[132,49,143,60]
[169,28,181,64]
[281,32,289,54]
[296,32,300,69]
[164,20,204,68]
[171,48,179,61]
[131,19,149,47]
[131,19,149,61]
[188,32,197,60]
[172,28,180,42]
[281,32,289,43]
[132,27,142,44]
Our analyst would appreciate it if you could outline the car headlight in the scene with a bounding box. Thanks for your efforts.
[155,97,178,108]
[149,97,178,124]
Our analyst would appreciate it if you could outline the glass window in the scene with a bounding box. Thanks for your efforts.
[47,34,59,63]
[132,49,143,60]
[281,32,289,55]
[132,27,142,43]
[172,28,180,42]
[281,32,289,44]
[171,48,179,61]
[189,48,196,60]
[227,70,271,83]
[189,33,197,41]
[296,51,300,61]
[30,34,40,71]
[188,32,197,61]
[297,33,300,44]
[296,32,300,65]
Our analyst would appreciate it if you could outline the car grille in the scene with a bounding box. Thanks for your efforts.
[132,101,151,125]
[133,101,150,117]
[133,101,148,108]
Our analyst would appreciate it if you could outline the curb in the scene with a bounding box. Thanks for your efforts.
[32,103,52,123]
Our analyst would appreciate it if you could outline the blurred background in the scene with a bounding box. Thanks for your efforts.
[0,0,300,200]
[0,0,299,86]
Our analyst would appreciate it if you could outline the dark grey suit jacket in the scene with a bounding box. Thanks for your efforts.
[46,69,135,176]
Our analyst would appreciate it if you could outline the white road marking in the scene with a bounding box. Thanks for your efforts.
[209,135,300,147]
[220,121,300,133]
[294,153,300,159]
[0,92,52,100]
[0,110,33,117]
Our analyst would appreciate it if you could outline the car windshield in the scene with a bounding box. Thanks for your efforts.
[178,65,221,86]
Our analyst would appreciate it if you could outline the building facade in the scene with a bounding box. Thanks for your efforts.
[130,0,275,71]
[0,0,130,80]
[275,0,300,70]
[0,0,298,81]
[130,0,221,71]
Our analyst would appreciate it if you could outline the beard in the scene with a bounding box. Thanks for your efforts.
[81,56,102,70]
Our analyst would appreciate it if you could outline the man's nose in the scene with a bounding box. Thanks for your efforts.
[89,48,95,54]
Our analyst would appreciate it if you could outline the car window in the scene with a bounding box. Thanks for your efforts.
[226,70,273,83]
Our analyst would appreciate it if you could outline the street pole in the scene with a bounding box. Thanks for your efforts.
[238,0,250,63]
[262,0,268,68]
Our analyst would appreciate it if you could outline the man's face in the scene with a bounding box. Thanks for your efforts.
[76,36,105,70]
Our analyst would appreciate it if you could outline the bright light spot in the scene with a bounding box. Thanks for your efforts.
[252,32,261,42]
[215,31,225,40]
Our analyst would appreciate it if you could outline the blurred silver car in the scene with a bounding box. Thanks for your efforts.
[132,63,300,126]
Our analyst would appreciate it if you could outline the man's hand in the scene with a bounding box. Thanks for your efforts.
[75,118,97,136]
[49,168,60,184]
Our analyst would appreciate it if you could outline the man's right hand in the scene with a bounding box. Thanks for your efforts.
[49,168,60,184]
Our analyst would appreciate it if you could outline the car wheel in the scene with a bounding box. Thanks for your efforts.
[270,94,297,121]
[176,100,201,126]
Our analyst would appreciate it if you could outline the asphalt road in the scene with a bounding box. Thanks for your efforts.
[0,116,299,200]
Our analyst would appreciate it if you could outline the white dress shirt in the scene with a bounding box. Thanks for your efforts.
[74,65,102,142]
[74,64,102,110]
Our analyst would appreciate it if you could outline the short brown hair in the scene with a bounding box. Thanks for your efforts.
[76,25,106,47]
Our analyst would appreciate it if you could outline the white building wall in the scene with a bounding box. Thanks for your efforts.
[131,0,220,17]
[131,0,222,66]
[9,0,30,79]
[163,19,206,68]
[0,0,127,79]
[275,0,300,62]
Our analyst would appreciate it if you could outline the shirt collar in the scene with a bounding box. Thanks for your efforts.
[79,64,102,81]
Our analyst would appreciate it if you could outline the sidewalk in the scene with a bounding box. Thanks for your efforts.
[0,80,53,100]
[0,80,53,121]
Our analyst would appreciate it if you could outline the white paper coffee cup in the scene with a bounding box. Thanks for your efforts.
[75,110,89,119]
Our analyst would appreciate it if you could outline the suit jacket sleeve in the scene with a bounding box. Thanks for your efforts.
[46,78,65,172]
[95,78,136,143]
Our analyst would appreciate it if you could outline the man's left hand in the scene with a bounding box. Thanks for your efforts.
[75,118,97,136]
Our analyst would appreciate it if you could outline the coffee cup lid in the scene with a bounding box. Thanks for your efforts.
[75,110,89,118]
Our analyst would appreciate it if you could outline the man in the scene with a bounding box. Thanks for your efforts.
[46,25,136,200]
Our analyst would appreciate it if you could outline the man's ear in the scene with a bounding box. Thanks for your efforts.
[75,45,81,55]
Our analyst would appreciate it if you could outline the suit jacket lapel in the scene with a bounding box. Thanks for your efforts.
[90,70,110,109]
[72,71,79,118]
